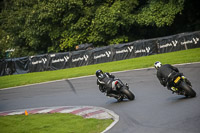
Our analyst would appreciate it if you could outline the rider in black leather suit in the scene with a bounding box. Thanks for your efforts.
[154,61,191,91]
[96,70,122,100]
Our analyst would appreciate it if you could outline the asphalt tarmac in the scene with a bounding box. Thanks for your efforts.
[0,63,200,133]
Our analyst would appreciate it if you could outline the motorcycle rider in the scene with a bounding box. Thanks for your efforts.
[154,61,191,92]
[96,69,123,101]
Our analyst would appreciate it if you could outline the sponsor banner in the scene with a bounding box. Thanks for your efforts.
[90,46,112,64]
[134,39,157,57]
[112,42,135,61]
[70,50,90,67]
[48,52,71,70]
[177,32,200,50]
[12,57,29,74]
[157,34,184,53]
[29,54,48,72]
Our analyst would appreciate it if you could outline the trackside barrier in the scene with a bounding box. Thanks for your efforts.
[0,31,200,76]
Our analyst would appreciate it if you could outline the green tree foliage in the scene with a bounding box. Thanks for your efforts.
[1,0,199,59]
[135,0,184,27]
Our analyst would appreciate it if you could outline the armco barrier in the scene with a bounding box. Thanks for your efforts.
[0,31,200,76]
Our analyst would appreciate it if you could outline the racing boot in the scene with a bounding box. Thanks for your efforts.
[117,95,123,102]
[171,87,178,94]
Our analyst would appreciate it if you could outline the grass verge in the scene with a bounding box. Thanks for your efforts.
[0,113,113,133]
[0,48,200,89]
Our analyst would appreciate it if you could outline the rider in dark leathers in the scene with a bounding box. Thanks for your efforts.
[154,61,191,91]
[96,70,122,101]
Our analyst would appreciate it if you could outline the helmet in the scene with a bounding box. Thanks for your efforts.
[154,61,162,69]
[96,69,103,77]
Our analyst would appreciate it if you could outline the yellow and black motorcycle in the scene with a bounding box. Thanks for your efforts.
[168,74,196,97]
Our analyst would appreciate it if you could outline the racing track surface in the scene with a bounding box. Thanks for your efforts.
[0,63,200,133]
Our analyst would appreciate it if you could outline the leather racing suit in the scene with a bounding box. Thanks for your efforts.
[96,72,120,99]
[156,64,181,90]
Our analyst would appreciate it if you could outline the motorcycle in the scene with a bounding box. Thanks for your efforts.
[168,73,196,97]
[108,79,135,101]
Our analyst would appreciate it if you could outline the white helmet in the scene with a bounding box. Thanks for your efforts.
[154,61,162,69]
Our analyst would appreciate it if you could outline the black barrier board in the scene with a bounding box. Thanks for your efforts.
[190,31,200,48]
[70,50,90,67]
[12,57,29,75]
[48,52,71,70]
[0,59,15,76]
[0,60,6,76]
[112,42,135,61]
[29,54,48,72]
[134,39,157,57]
[177,32,200,50]
[157,34,185,53]
[90,46,113,64]
[4,59,15,75]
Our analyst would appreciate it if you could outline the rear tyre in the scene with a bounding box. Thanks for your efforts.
[121,88,135,100]
[179,81,196,97]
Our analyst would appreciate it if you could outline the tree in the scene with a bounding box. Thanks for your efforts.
[1,0,199,59]
[135,0,184,27]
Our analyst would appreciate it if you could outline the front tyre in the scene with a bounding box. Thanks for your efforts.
[179,81,196,97]
[121,88,135,100]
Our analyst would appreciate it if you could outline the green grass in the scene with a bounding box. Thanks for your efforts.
[0,48,200,89]
[0,113,113,133]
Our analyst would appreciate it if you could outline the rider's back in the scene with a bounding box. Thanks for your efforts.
[97,73,113,88]
[157,64,175,80]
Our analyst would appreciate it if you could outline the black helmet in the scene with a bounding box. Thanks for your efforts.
[96,69,103,77]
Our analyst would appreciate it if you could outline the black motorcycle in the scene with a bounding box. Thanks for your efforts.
[109,79,135,101]
[168,73,196,97]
